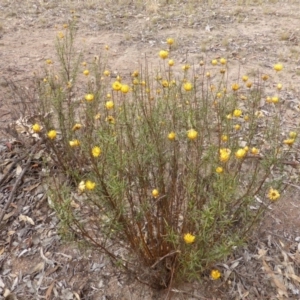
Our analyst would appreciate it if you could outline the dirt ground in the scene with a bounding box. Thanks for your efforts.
[1,0,300,299]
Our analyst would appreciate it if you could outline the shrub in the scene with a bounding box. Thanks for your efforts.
[31,22,296,288]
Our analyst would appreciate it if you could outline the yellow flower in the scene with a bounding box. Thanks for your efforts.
[187,129,198,140]
[210,269,221,280]
[57,31,64,39]
[105,45,109,50]
[216,167,223,173]
[242,75,248,82]
[166,38,174,45]
[274,63,283,72]
[69,139,80,147]
[221,135,228,142]
[105,100,114,110]
[182,64,190,71]
[283,138,295,146]
[46,59,52,65]
[289,131,297,139]
[94,113,101,120]
[121,84,130,93]
[92,146,101,157]
[183,233,196,244]
[107,93,111,98]
[267,188,280,201]
[244,115,249,121]
[199,60,204,66]
[219,148,231,163]
[183,82,193,91]
[240,95,247,100]
[206,72,211,78]
[234,124,241,130]
[255,111,264,118]
[116,75,122,82]
[86,180,96,190]
[152,189,159,198]
[216,92,222,98]
[168,59,174,67]
[168,132,176,141]
[131,70,139,77]
[85,93,94,102]
[106,116,115,124]
[231,83,239,91]
[220,68,226,74]
[226,113,232,120]
[83,69,89,76]
[103,70,110,76]
[262,74,269,81]
[220,58,227,65]
[112,81,122,91]
[251,147,259,155]
[211,59,218,66]
[161,80,169,88]
[82,61,87,67]
[72,123,82,131]
[78,181,85,192]
[133,78,139,85]
[246,81,252,88]
[32,123,41,133]
[244,146,249,152]
[271,96,279,103]
[277,83,282,90]
[235,148,246,159]
[159,50,169,59]
[233,109,242,117]
[47,130,57,140]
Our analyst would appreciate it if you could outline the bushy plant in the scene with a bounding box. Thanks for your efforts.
[31,22,296,288]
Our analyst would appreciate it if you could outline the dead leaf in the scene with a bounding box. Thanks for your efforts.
[0,248,5,256]
[16,164,22,176]
[19,214,35,225]
[45,281,55,300]
[23,182,40,192]
[262,260,288,297]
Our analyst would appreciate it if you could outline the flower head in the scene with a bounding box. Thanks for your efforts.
[251,147,259,155]
[262,74,269,81]
[103,70,110,76]
[168,132,176,141]
[159,50,169,59]
[92,146,101,157]
[69,139,80,147]
[166,38,174,45]
[219,148,231,163]
[168,59,174,67]
[112,81,122,91]
[220,58,227,65]
[46,59,52,65]
[216,167,223,174]
[274,63,283,72]
[152,189,159,198]
[72,123,82,131]
[221,135,228,142]
[211,59,218,66]
[184,233,196,244]
[231,83,239,91]
[83,69,89,76]
[121,84,130,93]
[210,269,221,280]
[267,188,280,201]
[105,100,114,110]
[235,148,246,159]
[85,180,96,190]
[277,83,283,90]
[183,82,193,91]
[289,131,297,139]
[233,109,242,117]
[32,123,41,133]
[187,129,198,140]
[106,116,115,124]
[242,75,248,82]
[85,94,94,102]
[283,138,295,146]
[47,130,57,140]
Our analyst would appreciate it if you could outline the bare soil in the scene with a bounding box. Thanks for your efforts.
[1,0,300,299]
